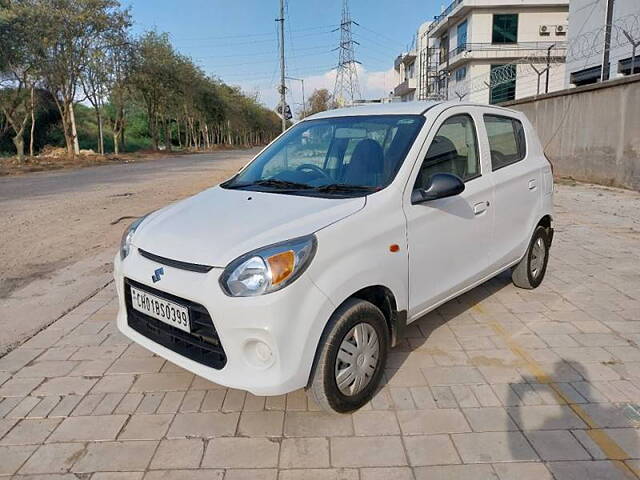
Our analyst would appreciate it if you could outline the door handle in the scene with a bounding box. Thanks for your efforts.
[528,179,537,190]
[473,201,489,215]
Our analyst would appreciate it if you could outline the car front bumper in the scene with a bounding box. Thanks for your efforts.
[114,248,336,396]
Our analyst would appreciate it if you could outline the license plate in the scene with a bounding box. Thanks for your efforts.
[130,286,190,333]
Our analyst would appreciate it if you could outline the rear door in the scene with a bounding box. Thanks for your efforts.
[483,112,540,271]
[404,106,494,319]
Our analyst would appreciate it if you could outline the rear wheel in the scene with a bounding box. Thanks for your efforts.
[307,298,389,413]
[511,226,550,289]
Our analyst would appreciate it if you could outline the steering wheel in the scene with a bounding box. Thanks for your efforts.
[296,163,332,180]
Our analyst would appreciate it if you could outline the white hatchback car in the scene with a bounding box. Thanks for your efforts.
[114,101,554,412]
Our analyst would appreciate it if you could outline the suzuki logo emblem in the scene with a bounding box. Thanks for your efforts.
[151,267,164,283]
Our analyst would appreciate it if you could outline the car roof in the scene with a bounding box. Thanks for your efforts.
[304,101,521,120]
[306,101,440,119]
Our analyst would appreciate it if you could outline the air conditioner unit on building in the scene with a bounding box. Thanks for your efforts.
[539,25,550,35]
[555,24,567,35]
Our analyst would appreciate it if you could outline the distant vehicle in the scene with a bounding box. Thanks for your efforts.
[114,101,554,413]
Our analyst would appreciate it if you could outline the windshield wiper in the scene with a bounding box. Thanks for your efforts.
[313,183,378,194]
[226,179,313,190]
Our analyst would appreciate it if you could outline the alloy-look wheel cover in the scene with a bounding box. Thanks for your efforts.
[335,322,380,396]
[530,236,546,279]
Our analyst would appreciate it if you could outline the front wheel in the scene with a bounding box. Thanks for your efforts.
[307,298,389,413]
[511,225,550,289]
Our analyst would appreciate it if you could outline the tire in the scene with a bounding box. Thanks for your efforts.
[307,298,389,413]
[511,225,550,289]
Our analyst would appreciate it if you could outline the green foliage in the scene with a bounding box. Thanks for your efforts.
[0,0,281,157]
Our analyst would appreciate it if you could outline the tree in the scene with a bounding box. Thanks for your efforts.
[0,0,39,161]
[132,32,181,151]
[302,89,336,118]
[103,37,134,154]
[26,0,131,158]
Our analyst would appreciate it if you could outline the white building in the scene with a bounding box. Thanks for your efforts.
[565,0,640,87]
[392,21,435,102]
[420,0,569,104]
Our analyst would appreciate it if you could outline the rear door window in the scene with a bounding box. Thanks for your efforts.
[484,114,526,170]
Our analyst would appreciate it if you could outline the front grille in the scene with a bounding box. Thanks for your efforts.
[138,249,213,273]
[124,278,227,370]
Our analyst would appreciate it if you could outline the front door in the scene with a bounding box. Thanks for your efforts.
[404,108,494,319]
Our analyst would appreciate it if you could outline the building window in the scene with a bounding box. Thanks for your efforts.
[570,65,602,86]
[457,20,468,49]
[439,35,449,64]
[492,14,518,44]
[618,56,640,75]
[490,64,516,104]
[455,66,467,82]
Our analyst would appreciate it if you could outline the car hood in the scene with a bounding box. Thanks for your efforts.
[133,186,365,267]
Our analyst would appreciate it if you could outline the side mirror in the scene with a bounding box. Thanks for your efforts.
[412,173,465,204]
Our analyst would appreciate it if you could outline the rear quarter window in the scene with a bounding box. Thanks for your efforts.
[484,114,526,171]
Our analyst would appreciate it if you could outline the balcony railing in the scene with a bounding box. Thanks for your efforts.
[439,41,568,65]
[427,0,464,36]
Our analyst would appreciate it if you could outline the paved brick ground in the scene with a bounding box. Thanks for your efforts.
[1,183,640,480]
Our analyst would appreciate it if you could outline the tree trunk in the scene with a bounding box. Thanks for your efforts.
[113,131,120,155]
[164,116,172,152]
[95,104,104,155]
[69,102,80,155]
[12,134,25,162]
[29,86,36,157]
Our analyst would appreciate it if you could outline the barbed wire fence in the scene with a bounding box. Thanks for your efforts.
[443,11,640,102]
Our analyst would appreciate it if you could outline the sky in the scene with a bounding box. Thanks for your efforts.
[121,0,442,111]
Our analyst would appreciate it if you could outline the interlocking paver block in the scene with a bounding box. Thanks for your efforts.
[202,437,280,468]
[237,410,284,437]
[32,376,97,396]
[547,460,638,480]
[331,436,406,467]
[492,462,554,480]
[167,412,239,438]
[352,410,400,436]
[71,440,157,472]
[279,437,330,468]
[360,467,415,480]
[506,405,587,430]
[413,464,498,480]
[404,434,460,466]
[149,438,204,470]
[18,442,86,474]
[0,444,38,475]
[48,414,128,442]
[0,417,61,445]
[130,373,193,392]
[118,413,173,440]
[524,430,590,460]
[284,411,354,437]
[452,431,539,463]
[397,408,471,435]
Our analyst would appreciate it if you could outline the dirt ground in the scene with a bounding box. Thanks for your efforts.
[0,149,256,353]
[0,146,238,177]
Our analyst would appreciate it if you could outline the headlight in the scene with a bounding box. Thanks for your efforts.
[120,216,147,260]
[220,234,317,297]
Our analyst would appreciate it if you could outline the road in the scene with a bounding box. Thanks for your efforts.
[0,149,257,354]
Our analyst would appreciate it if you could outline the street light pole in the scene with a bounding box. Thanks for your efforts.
[277,0,286,132]
[285,76,305,118]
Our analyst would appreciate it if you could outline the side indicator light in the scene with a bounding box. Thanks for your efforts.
[389,244,400,253]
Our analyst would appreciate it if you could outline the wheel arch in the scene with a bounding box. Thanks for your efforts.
[305,284,406,390]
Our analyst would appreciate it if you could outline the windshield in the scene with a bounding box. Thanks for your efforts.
[222,114,425,197]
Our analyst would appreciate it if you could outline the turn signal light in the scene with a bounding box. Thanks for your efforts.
[267,250,295,285]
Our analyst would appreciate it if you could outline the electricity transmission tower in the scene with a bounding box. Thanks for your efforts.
[333,0,361,107]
